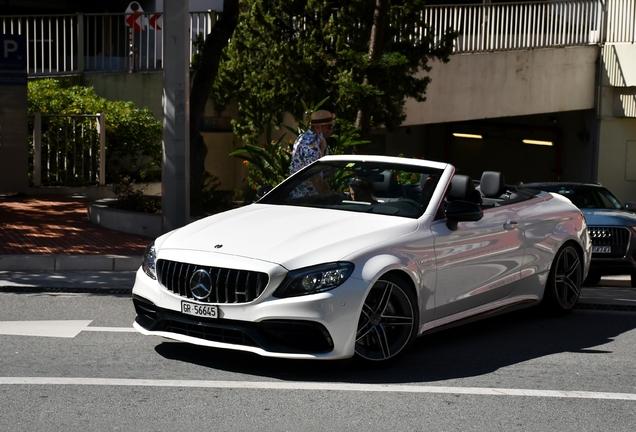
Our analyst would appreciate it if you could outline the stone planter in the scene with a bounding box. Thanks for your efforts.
[87,199,162,238]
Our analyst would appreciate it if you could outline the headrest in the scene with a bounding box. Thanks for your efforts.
[480,171,505,198]
[449,174,476,201]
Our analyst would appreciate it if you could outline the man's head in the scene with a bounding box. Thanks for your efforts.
[310,110,336,137]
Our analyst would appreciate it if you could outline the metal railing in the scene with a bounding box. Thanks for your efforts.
[30,113,106,187]
[1,1,634,77]
[423,0,604,53]
[605,0,636,43]
[1,11,216,75]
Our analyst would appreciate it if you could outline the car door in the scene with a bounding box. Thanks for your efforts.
[430,205,526,319]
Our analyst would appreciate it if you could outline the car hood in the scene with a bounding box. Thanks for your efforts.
[581,209,636,227]
[156,204,419,269]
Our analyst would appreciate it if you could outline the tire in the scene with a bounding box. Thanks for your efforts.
[631,272,636,288]
[354,274,418,364]
[541,244,583,315]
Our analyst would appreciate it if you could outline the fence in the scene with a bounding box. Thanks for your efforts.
[422,0,603,53]
[0,11,216,75]
[30,113,106,187]
[1,1,635,76]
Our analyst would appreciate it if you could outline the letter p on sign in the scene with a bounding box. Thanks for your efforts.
[3,40,18,58]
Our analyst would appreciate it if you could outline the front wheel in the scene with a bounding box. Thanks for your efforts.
[355,274,418,365]
[541,244,582,315]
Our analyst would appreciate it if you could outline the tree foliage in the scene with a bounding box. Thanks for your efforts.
[28,79,162,183]
[229,99,370,192]
[212,0,457,145]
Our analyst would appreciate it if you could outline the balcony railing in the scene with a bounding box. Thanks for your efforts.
[1,1,634,77]
[1,11,215,75]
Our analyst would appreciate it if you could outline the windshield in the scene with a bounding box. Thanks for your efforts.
[258,159,445,218]
[538,185,623,210]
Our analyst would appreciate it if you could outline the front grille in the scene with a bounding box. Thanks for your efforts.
[156,259,269,304]
[588,226,630,258]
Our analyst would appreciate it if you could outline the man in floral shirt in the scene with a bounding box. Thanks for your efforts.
[289,110,336,197]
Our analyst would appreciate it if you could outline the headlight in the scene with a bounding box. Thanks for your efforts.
[142,242,157,280]
[273,262,354,298]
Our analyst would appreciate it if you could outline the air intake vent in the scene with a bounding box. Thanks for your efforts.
[156,260,269,304]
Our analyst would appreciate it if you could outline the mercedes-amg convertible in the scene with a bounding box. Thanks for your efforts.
[132,155,591,365]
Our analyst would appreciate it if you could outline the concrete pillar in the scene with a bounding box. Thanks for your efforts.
[161,0,190,233]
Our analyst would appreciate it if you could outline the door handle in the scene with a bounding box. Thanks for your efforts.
[503,220,518,230]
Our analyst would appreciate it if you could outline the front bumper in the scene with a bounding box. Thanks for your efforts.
[131,268,368,360]
[133,295,334,354]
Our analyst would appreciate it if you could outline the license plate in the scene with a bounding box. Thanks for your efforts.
[181,301,218,318]
[592,246,611,253]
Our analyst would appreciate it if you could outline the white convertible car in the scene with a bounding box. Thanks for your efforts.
[132,155,591,364]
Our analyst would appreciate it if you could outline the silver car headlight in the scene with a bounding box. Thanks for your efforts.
[273,262,354,298]
[142,242,157,280]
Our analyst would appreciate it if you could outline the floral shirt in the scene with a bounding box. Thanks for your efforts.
[290,129,323,175]
[289,129,324,197]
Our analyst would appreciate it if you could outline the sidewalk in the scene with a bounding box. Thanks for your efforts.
[0,194,151,271]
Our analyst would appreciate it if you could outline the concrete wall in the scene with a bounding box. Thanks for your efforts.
[202,132,246,191]
[403,46,599,126]
[595,44,636,203]
[83,72,164,120]
[598,118,636,203]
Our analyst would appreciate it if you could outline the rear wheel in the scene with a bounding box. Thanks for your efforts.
[355,274,418,365]
[541,244,582,314]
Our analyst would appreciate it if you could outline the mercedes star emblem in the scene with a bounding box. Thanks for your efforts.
[190,269,213,300]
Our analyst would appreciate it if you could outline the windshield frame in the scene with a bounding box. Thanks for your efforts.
[258,157,448,219]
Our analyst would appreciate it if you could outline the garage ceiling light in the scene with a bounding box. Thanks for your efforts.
[522,139,553,146]
[453,133,483,139]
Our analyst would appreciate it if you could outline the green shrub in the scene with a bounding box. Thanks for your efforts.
[28,79,162,183]
[109,176,161,214]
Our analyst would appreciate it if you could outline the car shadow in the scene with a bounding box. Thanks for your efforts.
[154,307,636,384]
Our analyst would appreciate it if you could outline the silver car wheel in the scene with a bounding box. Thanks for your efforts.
[355,276,417,363]
[546,244,582,312]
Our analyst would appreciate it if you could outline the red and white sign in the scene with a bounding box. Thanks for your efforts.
[125,2,144,31]
[125,13,143,31]
[149,14,162,30]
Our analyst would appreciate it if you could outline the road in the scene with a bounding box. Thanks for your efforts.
[1,288,635,431]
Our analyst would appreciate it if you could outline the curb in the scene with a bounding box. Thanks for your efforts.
[0,255,142,271]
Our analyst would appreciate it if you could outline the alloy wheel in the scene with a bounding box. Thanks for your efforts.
[355,277,417,362]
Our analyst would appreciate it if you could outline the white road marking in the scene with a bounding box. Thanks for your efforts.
[0,321,93,338]
[0,377,635,401]
[0,320,135,337]
[83,327,137,333]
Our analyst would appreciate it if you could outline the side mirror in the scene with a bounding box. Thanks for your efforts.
[446,200,483,231]
[625,202,636,212]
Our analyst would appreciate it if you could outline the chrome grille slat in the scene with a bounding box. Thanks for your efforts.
[156,259,269,304]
